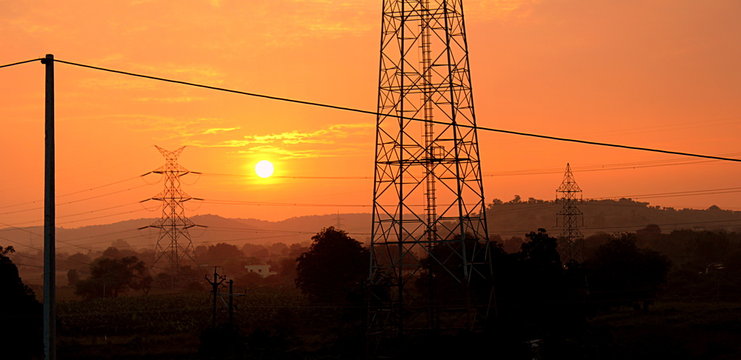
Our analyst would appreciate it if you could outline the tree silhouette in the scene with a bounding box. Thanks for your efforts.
[0,246,42,359]
[295,227,369,303]
[75,255,152,299]
[417,234,492,308]
[585,233,671,309]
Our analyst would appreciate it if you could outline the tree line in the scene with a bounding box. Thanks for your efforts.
[3,224,741,358]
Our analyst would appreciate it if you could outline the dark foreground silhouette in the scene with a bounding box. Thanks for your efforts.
[4,226,741,359]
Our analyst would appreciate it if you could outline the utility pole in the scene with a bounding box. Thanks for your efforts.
[228,279,234,325]
[205,267,225,328]
[42,53,56,360]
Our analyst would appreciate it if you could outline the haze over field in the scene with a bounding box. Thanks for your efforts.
[2,199,739,259]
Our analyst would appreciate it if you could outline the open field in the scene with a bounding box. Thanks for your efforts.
[56,288,364,359]
[54,286,741,360]
[587,302,741,360]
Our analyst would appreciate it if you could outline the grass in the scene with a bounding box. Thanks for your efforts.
[588,301,741,360]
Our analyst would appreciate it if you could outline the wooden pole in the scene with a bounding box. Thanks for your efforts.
[42,53,56,360]
[212,269,218,327]
[228,279,234,324]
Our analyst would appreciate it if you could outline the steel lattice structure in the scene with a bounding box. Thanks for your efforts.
[369,0,491,338]
[141,146,202,273]
[556,163,583,262]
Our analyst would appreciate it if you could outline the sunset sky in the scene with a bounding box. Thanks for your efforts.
[0,0,739,230]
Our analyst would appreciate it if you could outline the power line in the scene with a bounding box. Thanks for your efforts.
[204,155,735,180]
[596,187,741,201]
[55,202,144,220]
[491,218,741,237]
[205,173,372,180]
[0,175,146,210]
[0,187,736,229]
[0,234,93,267]
[0,184,151,219]
[56,184,150,207]
[0,235,42,252]
[204,156,731,181]
[488,156,737,177]
[206,225,371,236]
[203,199,372,208]
[0,58,43,69]
[1,207,152,229]
[57,228,143,243]
[0,222,130,254]
[57,230,301,251]
[55,232,152,249]
[50,58,741,163]
[60,209,150,226]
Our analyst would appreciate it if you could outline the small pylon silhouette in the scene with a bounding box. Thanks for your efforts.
[556,163,584,262]
[140,146,204,273]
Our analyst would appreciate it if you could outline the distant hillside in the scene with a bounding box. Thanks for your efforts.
[487,198,741,238]
[1,198,739,254]
[0,213,371,254]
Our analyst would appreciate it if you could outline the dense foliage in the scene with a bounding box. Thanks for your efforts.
[75,256,152,299]
[295,227,369,303]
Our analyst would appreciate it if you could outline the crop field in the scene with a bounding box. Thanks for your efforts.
[587,302,741,359]
[55,288,333,359]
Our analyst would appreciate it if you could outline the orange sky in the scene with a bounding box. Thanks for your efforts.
[0,0,739,229]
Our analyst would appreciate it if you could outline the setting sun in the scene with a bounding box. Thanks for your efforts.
[255,160,275,178]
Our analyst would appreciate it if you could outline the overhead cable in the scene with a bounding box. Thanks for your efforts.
[0,58,43,69]
[51,59,741,163]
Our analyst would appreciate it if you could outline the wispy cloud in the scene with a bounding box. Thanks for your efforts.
[128,63,226,84]
[202,127,240,135]
[106,115,220,141]
[134,96,204,103]
[237,145,325,159]
[8,17,52,34]
[188,122,373,159]
[458,0,542,22]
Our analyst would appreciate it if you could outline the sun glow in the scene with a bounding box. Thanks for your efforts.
[255,160,275,178]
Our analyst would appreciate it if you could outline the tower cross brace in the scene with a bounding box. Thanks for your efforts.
[556,162,584,262]
[369,0,493,340]
[140,146,203,274]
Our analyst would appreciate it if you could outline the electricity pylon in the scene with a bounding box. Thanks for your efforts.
[556,163,583,262]
[140,146,203,273]
[369,0,491,339]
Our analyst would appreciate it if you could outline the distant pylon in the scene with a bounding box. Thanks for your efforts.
[556,163,583,262]
[369,0,492,339]
[140,146,204,273]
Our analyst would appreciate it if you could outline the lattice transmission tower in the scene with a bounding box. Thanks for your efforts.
[556,163,583,262]
[369,0,492,338]
[140,146,203,273]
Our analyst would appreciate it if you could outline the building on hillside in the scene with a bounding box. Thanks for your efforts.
[244,264,276,278]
